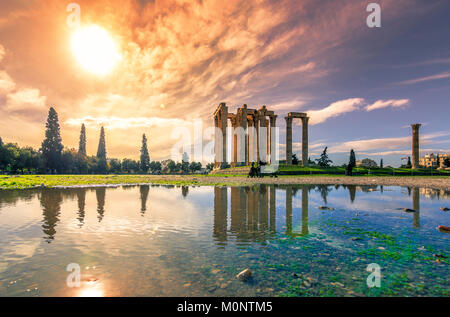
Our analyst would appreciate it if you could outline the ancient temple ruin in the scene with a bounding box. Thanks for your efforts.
[213,103,310,168]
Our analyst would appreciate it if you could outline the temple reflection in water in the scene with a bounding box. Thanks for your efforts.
[0,184,446,244]
[213,185,311,246]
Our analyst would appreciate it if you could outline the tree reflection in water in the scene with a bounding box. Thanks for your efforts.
[96,187,106,222]
[140,185,150,216]
[76,189,86,227]
[40,189,62,243]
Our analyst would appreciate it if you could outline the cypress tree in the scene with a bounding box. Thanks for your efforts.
[380,159,384,168]
[41,107,63,173]
[349,149,356,168]
[96,126,106,160]
[347,149,356,176]
[140,134,150,172]
[96,127,107,174]
[78,124,87,156]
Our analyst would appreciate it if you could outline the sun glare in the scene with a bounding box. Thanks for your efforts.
[71,25,121,76]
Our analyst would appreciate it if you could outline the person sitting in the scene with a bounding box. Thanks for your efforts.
[248,162,257,178]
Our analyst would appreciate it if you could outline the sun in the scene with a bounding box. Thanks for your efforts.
[71,25,121,76]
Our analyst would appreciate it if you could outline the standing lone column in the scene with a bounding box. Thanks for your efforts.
[302,117,309,166]
[411,124,421,169]
[285,116,293,165]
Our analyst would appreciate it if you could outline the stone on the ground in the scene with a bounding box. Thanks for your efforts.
[318,206,335,210]
[236,268,252,282]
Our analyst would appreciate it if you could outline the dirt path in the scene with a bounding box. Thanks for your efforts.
[144,175,450,190]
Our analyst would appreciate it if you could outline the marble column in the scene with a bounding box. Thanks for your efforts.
[285,116,293,165]
[411,124,421,169]
[270,116,277,164]
[247,119,256,163]
[214,116,220,168]
[232,119,238,167]
[221,107,228,167]
[256,116,260,163]
[302,117,309,166]
[259,116,267,163]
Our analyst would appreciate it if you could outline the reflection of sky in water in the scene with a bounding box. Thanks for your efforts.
[0,185,448,297]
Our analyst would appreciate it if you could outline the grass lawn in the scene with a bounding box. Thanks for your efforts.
[0,174,158,190]
[218,164,450,176]
[0,169,448,190]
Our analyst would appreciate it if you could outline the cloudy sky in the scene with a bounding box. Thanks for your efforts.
[0,0,449,166]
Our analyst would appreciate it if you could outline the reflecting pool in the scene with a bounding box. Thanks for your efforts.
[0,184,448,296]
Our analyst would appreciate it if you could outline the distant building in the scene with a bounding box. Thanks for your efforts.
[419,153,450,168]
[356,158,378,168]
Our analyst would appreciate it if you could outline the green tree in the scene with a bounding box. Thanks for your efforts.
[380,159,384,168]
[0,137,9,172]
[41,107,63,173]
[189,162,202,173]
[167,160,178,173]
[18,146,40,173]
[315,147,333,167]
[96,127,107,174]
[346,149,356,176]
[109,159,122,174]
[5,143,20,173]
[292,154,299,165]
[149,161,162,174]
[140,134,150,173]
[96,126,107,160]
[78,124,87,156]
[122,158,139,174]
[61,148,77,173]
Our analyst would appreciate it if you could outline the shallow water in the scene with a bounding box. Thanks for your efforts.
[0,184,448,297]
